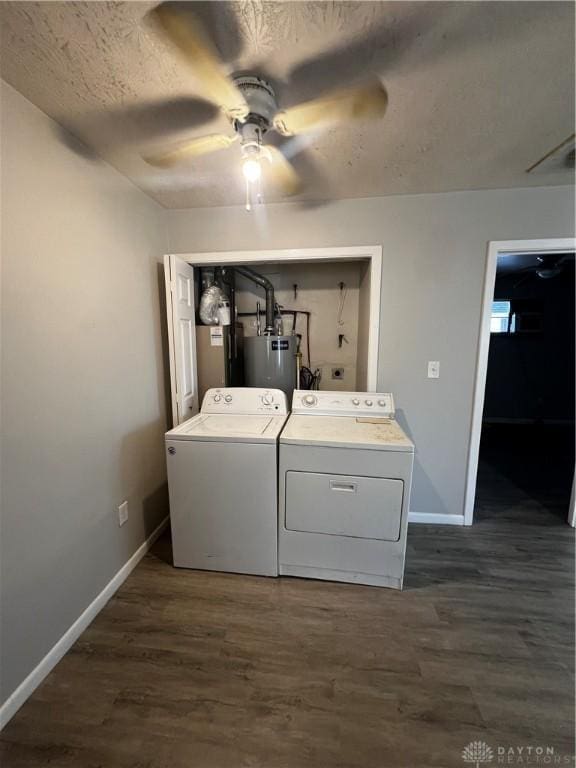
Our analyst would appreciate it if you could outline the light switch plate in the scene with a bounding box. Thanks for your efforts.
[428,361,440,379]
[118,501,129,527]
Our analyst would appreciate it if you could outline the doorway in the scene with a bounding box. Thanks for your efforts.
[465,238,576,526]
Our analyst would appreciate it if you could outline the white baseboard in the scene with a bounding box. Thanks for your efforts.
[0,516,169,731]
[408,512,466,526]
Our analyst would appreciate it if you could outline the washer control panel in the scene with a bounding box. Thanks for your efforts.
[292,390,395,418]
[201,387,288,415]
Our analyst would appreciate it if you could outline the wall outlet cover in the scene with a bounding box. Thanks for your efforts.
[427,361,440,379]
[118,501,129,527]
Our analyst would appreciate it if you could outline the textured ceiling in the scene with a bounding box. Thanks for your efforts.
[0,1,574,209]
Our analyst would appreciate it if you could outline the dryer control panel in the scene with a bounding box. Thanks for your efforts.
[202,387,289,415]
[292,390,395,419]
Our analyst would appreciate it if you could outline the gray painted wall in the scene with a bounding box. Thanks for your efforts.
[166,185,575,520]
[1,73,574,712]
[0,82,169,704]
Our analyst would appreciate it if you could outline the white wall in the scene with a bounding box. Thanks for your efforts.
[0,82,169,706]
[235,261,362,390]
[167,185,575,520]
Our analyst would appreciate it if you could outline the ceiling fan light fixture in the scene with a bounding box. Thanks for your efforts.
[242,157,262,183]
[536,268,561,279]
[242,149,263,212]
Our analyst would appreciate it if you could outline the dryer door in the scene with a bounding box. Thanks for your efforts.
[285,471,403,542]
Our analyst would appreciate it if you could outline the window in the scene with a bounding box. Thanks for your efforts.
[491,299,543,335]
[491,301,511,333]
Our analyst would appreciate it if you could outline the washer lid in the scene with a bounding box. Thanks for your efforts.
[280,415,414,452]
[166,413,287,443]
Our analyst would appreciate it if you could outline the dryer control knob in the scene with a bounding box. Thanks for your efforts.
[213,394,222,402]
[352,398,360,406]
[261,393,274,406]
[378,399,387,407]
[303,394,317,407]
[224,395,233,403]
[365,399,373,406]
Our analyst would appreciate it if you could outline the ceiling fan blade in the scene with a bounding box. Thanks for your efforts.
[513,273,533,289]
[142,133,237,168]
[273,81,388,137]
[150,3,248,120]
[263,146,301,196]
[288,3,557,101]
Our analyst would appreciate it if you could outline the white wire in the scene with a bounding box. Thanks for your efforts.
[337,283,347,326]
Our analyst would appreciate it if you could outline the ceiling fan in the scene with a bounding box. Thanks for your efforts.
[142,2,388,206]
[513,254,573,288]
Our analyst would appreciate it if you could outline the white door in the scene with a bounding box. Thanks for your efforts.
[164,255,199,425]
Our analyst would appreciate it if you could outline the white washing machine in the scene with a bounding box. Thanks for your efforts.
[166,387,288,577]
[279,390,414,589]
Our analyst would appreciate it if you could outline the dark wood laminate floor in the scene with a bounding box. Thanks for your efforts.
[2,468,574,768]
[476,423,574,525]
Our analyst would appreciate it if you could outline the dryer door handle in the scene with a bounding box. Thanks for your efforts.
[329,480,358,493]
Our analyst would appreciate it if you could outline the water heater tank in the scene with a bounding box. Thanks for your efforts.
[244,335,297,399]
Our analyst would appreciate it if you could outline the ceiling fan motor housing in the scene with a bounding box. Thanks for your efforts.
[233,75,278,146]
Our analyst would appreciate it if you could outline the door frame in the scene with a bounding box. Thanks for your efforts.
[168,245,382,391]
[463,237,576,526]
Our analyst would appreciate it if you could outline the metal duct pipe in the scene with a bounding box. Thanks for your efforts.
[234,266,276,335]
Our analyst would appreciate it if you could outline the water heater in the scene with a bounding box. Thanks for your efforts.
[244,336,297,398]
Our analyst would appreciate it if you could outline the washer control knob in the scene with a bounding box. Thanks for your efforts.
[261,393,274,406]
[224,394,233,403]
[378,399,387,407]
[365,399,373,406]
[352,398,360,406]
[213,394,222,403]
[303,394,318,407]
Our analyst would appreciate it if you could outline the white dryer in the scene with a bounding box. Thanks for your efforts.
[166,387,288,577]
[279,390,414,589]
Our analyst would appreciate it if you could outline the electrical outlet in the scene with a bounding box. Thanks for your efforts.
[331,367,345,380]
[118,501,129,527]
[427,361,440,379]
